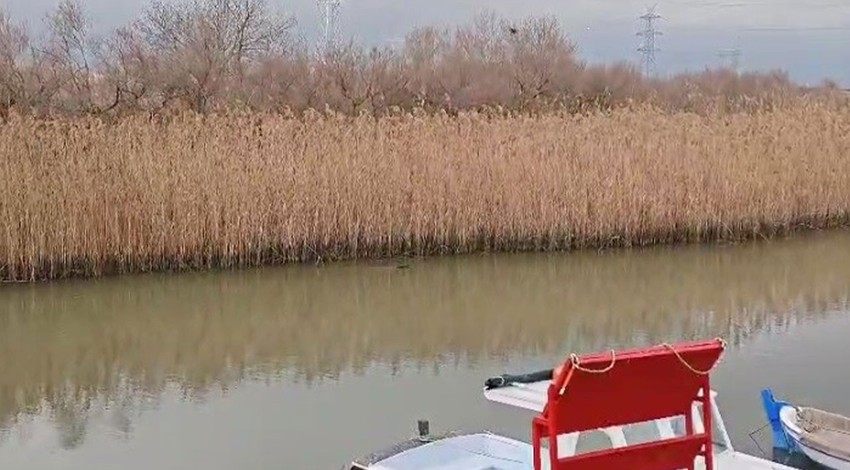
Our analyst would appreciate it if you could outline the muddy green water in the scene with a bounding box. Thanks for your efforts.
[2,230,850,470]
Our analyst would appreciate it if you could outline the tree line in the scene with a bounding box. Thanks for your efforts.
[0,0,834,118]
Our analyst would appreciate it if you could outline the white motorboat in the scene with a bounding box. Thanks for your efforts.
[346,339,796,470]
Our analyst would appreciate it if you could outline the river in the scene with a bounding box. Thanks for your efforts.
[2,230,850,470]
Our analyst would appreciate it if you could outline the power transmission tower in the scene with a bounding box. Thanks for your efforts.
[317,0,341,55]
[718,38,742,71]
[637,5,662,77]
[718,48,742,71]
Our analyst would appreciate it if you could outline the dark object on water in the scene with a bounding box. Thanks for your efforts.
[365,255,412,269]
[484,369,554,390]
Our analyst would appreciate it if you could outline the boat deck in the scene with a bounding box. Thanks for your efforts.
[351,432,795,470]
[715,451,800,470]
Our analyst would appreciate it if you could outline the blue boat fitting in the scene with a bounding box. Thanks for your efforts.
[760,388,796,452]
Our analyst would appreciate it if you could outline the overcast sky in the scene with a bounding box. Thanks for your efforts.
[3,0,849,86]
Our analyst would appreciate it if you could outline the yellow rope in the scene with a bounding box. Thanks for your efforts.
[566,338,726,377]
[662,337,727,375]
[570,349,617,374]
[558,339,726,397]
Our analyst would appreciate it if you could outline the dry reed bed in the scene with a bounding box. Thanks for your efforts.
[2,103,850,281]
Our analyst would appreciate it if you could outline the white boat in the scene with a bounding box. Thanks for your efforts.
[346,339,796,470]
[762,389,850,470]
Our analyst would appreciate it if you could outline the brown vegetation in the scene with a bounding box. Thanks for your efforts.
[0,0,818,118]
[2,100,850,281]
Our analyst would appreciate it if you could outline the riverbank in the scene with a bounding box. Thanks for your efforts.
[2,102,850,281]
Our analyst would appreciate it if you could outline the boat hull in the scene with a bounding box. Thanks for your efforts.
[346,432,538,470]
[780,406,850,470]
[348,431,796,470]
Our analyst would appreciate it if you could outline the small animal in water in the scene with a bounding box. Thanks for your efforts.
[396,257,412,269]
[367,255,412,269]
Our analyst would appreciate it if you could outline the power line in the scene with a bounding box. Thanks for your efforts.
[676,0,850,7]
[743,26,850,31]
[637,5,663,77]
[661,23,850,33]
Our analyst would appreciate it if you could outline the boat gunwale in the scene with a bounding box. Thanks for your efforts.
[780,405,850,466]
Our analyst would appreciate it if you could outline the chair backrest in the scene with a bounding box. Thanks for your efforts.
[535,339,724,470]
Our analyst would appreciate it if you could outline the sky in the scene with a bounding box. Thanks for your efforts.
[3,0,849,86]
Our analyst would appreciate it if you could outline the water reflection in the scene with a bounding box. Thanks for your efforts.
[1,230,849,466]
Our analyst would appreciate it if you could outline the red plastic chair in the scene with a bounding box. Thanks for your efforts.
[531,339,725,470]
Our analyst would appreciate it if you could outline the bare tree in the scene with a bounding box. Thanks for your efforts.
[135,0,296,110]
[322,42,408,114]
[504,15,580,108]
[41,0,108,113]
[241,46,314,112]
[0,5,812,117]
[0,9,29,116]
[402,26,448,109]
[435,11,514,110]
[98,27,161,113]
[140,0,294,59]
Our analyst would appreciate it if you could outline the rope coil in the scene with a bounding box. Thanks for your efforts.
[569,350,617,374]
[797,407,850,437]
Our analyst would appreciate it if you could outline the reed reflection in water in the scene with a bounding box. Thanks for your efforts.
[1,230,850,469]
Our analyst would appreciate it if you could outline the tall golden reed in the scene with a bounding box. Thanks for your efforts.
[2,102,850,281]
